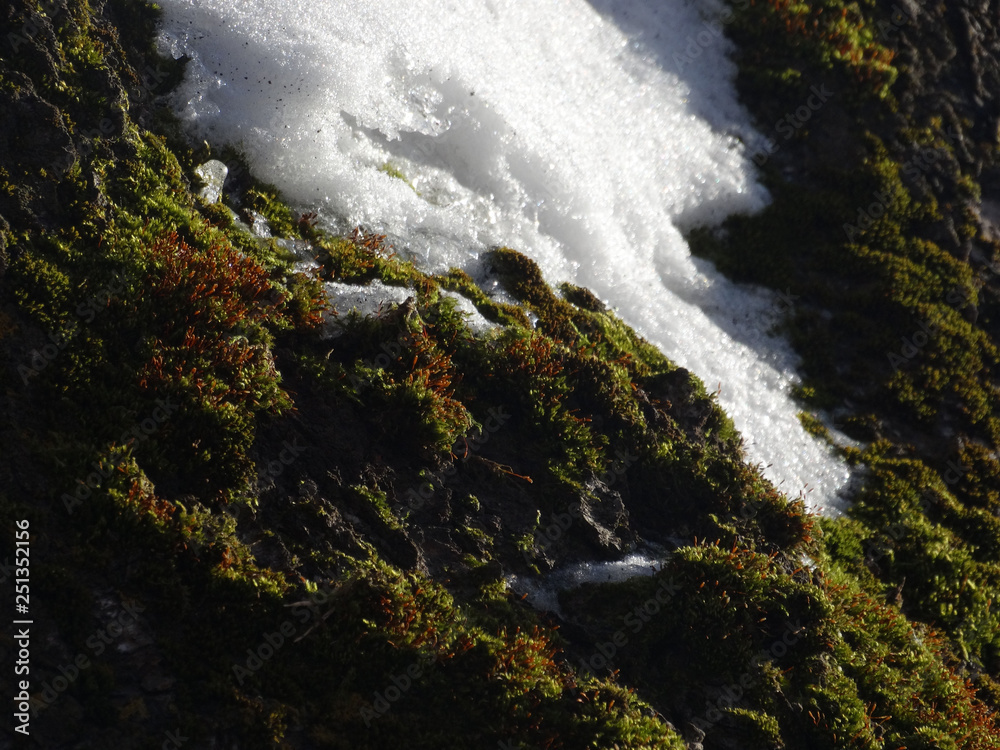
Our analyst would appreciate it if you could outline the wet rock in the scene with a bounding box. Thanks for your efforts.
[246,208,271,237]
[0,84,76,229]
[317,502,370,558]
[577,477,632,553]
[684,722,706,750]
[195,159,229,204]
[251,533,296,574]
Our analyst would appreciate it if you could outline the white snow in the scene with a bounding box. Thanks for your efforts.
[509,552,667,614]
[438,289,497,334]
[323,280,413,330]
[155,0,852,512]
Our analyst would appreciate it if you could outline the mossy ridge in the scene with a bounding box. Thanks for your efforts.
[299,242,803,573]
[561,540,1000,749]
[822,448,1000,669]
[688,0,1000,701]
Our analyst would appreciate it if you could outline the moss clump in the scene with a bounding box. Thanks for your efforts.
[485,247,599,342]
[561,281,607,313]
[437,267,531,328]
[562,539,1000,750]
[315,229,424,287]
[798,411,832,442]
[727,0,899,107]
[243,184,303,239]
[330,309,475,455]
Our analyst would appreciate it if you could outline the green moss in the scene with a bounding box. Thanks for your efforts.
[728,0,899,105]
[200,201,235,229]
[486,247,592,342]
[8,244,75,330]
[720,708,783,749]
[315,231,424,287]
[798,411,832,442]
[562,537,1000,749]
[352,485,404,531]
[379,161,419,194]
[560,282,606,312]
[438,267,531,327]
